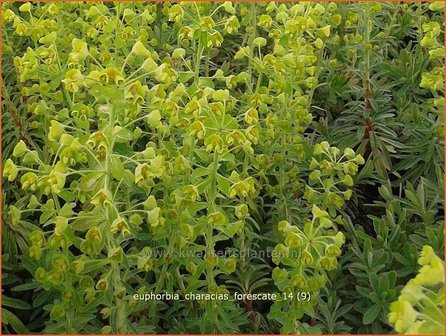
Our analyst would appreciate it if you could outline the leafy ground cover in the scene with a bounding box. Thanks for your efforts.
[1,2,444,334]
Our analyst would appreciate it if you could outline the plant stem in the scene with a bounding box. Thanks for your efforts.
[363,3,372,111]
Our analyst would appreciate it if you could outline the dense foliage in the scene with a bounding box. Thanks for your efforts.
[1,2,444,334]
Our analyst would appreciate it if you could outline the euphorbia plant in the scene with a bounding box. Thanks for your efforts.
[3,2,364,334]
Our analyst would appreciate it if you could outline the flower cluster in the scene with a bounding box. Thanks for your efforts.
[388,246,444,334]
[1,2,411,334]
[419,2,444,93]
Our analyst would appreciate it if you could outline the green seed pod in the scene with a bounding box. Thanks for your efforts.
[137,256,153,272]
[186,262,197,274]
[101,326,112,334]
[301,250,314,266]
[320,217,332,228]
[278,220,291,234]
[110,217,130,236]
[35,267,47,282]
[272,267,288,282]
[131,41,151,57]
[272,244,289,264]
[29,245,42,260]
[8,205,21,225]
[90,189,113,207]
[333,232,345,247]
[235,204,249,219]
[285,232,303,248]
[101,307,111,319]
[325,244,341,257]
[84,288,96,302]
[221,258,237,274]
[180,223,194,240]
[3,159,18,181]
[54,216,68,235]
[205,253,219,268]
[62,288,74,302]
[79,276,94,290]
[108,247,124,263]
[47,271,64,285]
[72,258,86,275]
[48,234,68,250]
[96,278,108,292]
[13,140,28,157]
[29,230,45,247]
[292,274,306,288]
[207,211,228,227]
[50,304,65,320]
[114,286,126,299]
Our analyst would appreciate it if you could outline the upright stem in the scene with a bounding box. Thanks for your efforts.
[194,40,202,83]
[363,4,372,111]
[105,99,122,332]
[248,3,257,91]
[205,151,219,318]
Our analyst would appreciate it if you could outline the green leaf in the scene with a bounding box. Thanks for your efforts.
[111,156,125,180]
[2,308,29,334]
[71,215,104,231]
[384,271,397,289]
[123,169,134,186]
[187,202,208,215]
[83,259,110,273]
[114,128,133,143]
[363,303,381,325]
[2,295,32,309]
[58,190,76,202]
[59,203,74,218]
[32,288,59,308]
[194,149,211,162]
[178,72,194,83]
[48,76,62,90]
[40,199,55,224]
[103,21,115,33]
[220,152,235,162]
[197,179,211,194]
[216,174,230,196]
[198,77,215,88]
[11,282,40,291]
[74,117,90,131]
[191,167,209,179]
[369,273,379,291]
[355,286,370,297]
[79,172,105,192]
